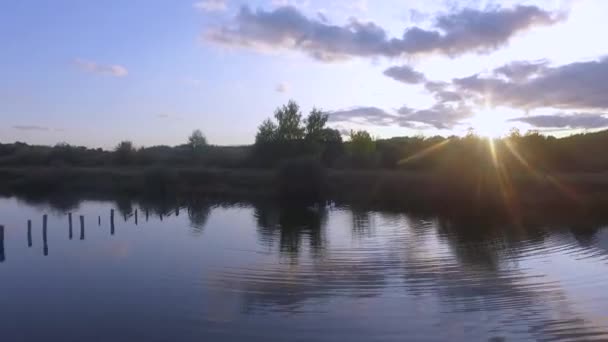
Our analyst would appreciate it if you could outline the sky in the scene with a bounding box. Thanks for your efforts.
[1,0,607,148]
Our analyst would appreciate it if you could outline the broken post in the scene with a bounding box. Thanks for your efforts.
[28,220,32,247]
[68,213,73,240]
[110,209,115,235]
[80,215,85,240]
[43,216,48,256]
[0,225,5,262]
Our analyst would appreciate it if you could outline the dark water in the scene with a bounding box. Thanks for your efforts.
[1,196,608,341]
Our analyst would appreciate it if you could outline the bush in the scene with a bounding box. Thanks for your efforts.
[276,157,327,203]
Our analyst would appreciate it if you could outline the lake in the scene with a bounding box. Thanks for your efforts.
[1,195,608,341]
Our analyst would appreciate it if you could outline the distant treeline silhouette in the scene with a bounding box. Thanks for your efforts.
[2,100,608,173]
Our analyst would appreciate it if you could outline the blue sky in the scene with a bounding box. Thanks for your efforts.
[1,0,607,148]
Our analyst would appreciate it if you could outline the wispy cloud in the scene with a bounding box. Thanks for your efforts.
[13,125,50,131]
[73,59,128,77]
[453,57,608,111]
[509,113,608,129]
[384,65,426,84]
[193,0,227,12]
[275,82,290,93]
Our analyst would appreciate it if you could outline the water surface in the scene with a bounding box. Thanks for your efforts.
[1,196,608,341]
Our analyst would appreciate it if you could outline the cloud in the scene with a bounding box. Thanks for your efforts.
[383,65,426,84]
[193,0,227,12]
[271,0,310,8]
[74,59,128,77]
[13,125,50,131]
[347,0,368,13]
[397,103,473,129]
[328,103,472,129]
[275,82,289,93]
[454,57,608,111]
[509,113,608,129]
[493,59,549,80]
[205,5,562,61]
[328,107,395,125]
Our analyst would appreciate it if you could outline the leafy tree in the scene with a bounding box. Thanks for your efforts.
[188,129,208,150]
[508,127,521,139]
[114,141,135,165]
[274,100,305,141]
[305,108,328,141]
[319,128,344,165]
[320,128,342,144]
[349,130,375,156]
[255,119,277,144]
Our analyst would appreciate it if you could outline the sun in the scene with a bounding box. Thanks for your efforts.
[467,108,509,138]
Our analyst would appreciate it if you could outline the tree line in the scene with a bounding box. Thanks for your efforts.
[2,100,608,174]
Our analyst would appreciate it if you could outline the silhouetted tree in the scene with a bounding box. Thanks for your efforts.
[188,129,207,150]
[256,119,277,144]
[274,100,305,141]
[305,108,328,141]
[320,128,343,166]
[114,141,135,165]
[349,130,375,155]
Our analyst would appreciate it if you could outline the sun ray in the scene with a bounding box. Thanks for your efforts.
[397,139,451,165]
[488,138,519,221]
[503,139,581,202]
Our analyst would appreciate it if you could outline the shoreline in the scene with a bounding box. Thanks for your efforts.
[2,167,608,216]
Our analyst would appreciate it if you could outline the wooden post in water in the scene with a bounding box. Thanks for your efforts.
[0,225,5,263]
[160,213,163,221]
[43,215,48,256]
[110,209,115,236]
[98,216,101,226]
[145,209,149,222]
[79,215,85,240]
[176,206,180,217]
[68,213,73,240]
[135,209,138,226]
[27,220,32,247]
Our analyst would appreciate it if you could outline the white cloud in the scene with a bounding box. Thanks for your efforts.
[73,59,128,77]
[275,82,290,93]
[193,0,227,12]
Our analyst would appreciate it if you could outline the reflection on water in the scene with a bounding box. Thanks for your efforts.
[0,195,608,341]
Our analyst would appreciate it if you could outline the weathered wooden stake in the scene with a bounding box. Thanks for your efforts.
[42,216,48,256]
[176,207,180,217]
[135,209,138,225]
[98,216,101,226]
[68,213,73,240]
[27,220,32,247]
[0,225,5,262]
[80,215,85,240]
[160,213,163,221]
[110,209,115,235]
[145,209,149,222]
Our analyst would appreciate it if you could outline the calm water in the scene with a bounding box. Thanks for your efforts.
[1,196,608,341]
